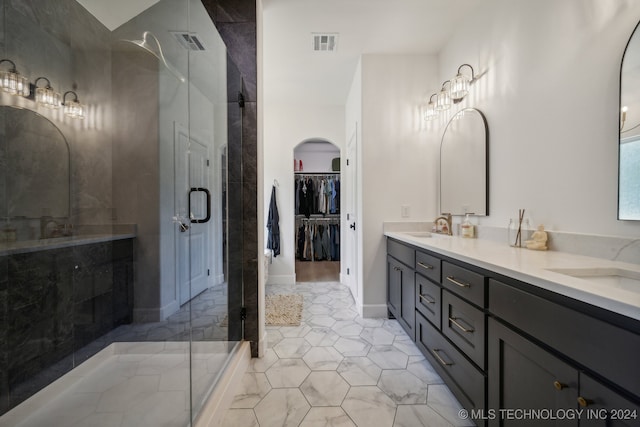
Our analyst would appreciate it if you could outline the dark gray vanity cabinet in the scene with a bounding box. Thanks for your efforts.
[387,250,415,340]
[387,236,640,427]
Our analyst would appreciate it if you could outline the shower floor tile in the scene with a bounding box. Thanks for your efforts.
[0,342,235,427]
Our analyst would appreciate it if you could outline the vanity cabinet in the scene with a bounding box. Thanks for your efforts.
[386,236,640,427]
[387,255,415,340]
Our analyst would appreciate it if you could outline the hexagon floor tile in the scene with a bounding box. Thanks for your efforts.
[222,281,470,427]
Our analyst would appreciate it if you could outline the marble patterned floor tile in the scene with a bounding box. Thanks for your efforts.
[280,324,313,338]
[307,315,337,328]
[254,388,311,427]
[308,303,334,315]
[304,327,341,347]
[303,346,344,371]
[230,372,271,408]
[333,336,371,357]
[331,308,358,321]
[336,357,382,386]
[221,408,260,427]
[341,386,397,427]
[377,370,428,404]
[393,404,453,427]
[300,371,350,406]
[266,328,284,347]
[360,327,396,346]
[392,335,423,356]
[367,346,409,370]
[246,348,279,372]
[406,356,444,385]
[331,320,363,337]
[265,359,311,388]
[273,337,312,358]
[354,317,385,328]
[382,320,406,336]
[427,384,475,427]
[299,407,356,427]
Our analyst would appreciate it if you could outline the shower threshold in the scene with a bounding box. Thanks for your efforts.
[0,341,242,427]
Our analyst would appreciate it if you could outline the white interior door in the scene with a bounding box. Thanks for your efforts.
[346,127,359,300]
[175,124,211,306]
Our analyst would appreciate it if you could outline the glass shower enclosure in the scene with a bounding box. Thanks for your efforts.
[0,0,240,425]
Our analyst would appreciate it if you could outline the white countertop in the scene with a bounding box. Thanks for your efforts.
[385,231,640,322]
[0,233,136,256]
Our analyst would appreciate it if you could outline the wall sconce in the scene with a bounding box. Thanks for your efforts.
[424,94,437,121]
[0,59,30,97]
[425,63,476,121]
[436,81,452,111]
[62,90,85,119]
[450,64,475,102]
[34,77,61,109]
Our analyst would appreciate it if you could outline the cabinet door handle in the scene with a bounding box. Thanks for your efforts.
[449,317,474,333]
[431,349,453,366]
[553,381,567,391]
[417,261,434,270]
[419,294,436,304]
[577,397,592,408]
[446,276,470,288]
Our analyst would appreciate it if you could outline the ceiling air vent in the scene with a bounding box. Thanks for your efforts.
[312,33,338,52]
[171,31,206,51]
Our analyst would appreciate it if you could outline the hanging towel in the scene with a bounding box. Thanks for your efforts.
[267,185,280,257]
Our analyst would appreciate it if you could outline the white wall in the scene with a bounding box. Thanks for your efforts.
[359,54,440,316]
[263,104,345,284]
[437,0,640,237]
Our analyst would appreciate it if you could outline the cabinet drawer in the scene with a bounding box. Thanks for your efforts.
[442,261,486,307]
[415,250,441,283]
[489,279,640,398]
[415,273,441,329]
[387,238,414,267]
[416,312,486,418]
[442,290,485,368]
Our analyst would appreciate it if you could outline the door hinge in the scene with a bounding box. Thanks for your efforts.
[240,307,247,321]
[347,213,350,220]
[238,91,245,108]
[347,159,350,166]
[347,268,350,275]
[207,269,210,276]
[206,159,210,166]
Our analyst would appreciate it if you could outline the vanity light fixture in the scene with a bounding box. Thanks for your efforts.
[62,90,85,119]
[424,94,438,121]
[424,63,477,121]
[436,80,452,111]
[450,64,475,102]
[0,59,30,97]
[34,77,61,109]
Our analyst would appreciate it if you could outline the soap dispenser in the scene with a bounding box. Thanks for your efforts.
[461,214,475,238]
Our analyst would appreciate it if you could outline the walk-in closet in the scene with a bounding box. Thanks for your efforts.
[294,141,341,282]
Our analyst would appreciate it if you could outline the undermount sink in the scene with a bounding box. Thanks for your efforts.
[546,267,640,292]
[404,231,432,238]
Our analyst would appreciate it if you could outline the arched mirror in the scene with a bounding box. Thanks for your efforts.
[440,108,488,216]
[0,106,70,219]
[620,22,640,220]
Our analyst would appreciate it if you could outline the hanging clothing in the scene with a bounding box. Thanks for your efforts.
[267,185,280,257]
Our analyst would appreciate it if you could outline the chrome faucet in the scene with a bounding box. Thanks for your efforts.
[434,213,452,235]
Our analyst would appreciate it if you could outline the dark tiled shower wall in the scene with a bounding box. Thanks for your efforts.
[202,0,259,356]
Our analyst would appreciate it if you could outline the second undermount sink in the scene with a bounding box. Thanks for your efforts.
[546,267,640,292]
[405,231,432,238]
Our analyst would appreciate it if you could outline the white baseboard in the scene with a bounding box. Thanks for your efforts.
[266,274,296,285]
[195,341,251,427]
[362,303,388,319]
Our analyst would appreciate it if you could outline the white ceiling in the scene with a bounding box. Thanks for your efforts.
[261,0,485,106]
[77,0,485,106]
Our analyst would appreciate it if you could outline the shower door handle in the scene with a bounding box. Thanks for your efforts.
[189,187,211,224]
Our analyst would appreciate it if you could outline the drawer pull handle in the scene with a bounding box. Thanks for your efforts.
[553,381,567,391]
[577,397,592,408]
[446,276,470,288]
[419,294,436,304]
[417,261,434,270]
[431,349,453,366]
[449,317,474,333]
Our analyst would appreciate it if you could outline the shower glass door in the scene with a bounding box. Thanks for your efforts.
[0,0,237,425]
